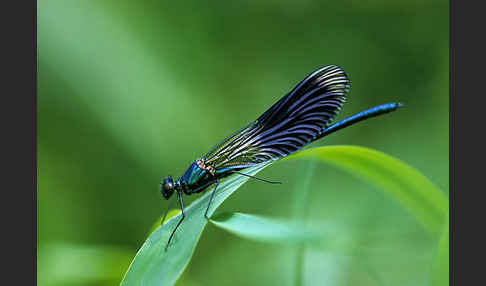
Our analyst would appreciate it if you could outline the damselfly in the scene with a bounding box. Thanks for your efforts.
[160,65,402,250]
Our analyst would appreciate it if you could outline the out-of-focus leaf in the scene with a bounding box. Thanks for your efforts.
[431,216,449,286]
[289,145,448,235]
[209,212,321,244]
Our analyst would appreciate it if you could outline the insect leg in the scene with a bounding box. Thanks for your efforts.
[165,191,185,251]
[230,170,282,184]
[160,195,177,225]
[204,179,219,220]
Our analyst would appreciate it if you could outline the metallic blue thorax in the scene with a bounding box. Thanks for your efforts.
[176,160,215,195]
[177,159,240,195]
[182,161,208,186]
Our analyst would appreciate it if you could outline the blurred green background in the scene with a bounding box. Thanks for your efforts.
[38,1,448,285]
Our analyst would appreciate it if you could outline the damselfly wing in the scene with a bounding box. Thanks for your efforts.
[160,65,401,250]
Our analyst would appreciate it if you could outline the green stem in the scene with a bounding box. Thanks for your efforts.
[431,216,449,286]
[292,159,318,286]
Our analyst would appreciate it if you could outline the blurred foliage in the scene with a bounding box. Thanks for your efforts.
[290,146,447,235]
[432,216,449,286]
[38,0,448,285]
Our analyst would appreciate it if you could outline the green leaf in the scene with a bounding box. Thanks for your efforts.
[288,145,448,235]
[121,145,448,286]
[209,212,322,244]
[146,209,181,238]
[209,212,424,257]
[431,216,449,286]
[120,164,268,286]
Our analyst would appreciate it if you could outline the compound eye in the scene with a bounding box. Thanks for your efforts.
[161,176,175,199]
[164,181,173,191]
[163,176,173,186]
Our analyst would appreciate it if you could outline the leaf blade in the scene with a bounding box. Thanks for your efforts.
[288,145,448,234]
[209,212,322,244]
[431,216,449,286]
[121,145,448,286]
[120,164,268,286]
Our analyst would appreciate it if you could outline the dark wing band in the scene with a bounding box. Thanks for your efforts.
[204,65,350,169]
